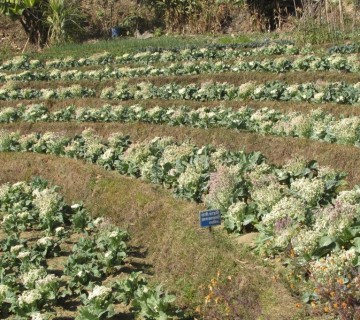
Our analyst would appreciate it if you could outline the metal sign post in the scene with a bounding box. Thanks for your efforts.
[199,209,221,233]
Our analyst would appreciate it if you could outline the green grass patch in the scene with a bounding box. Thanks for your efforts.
[217,33,255,45]
[35,35,213,60]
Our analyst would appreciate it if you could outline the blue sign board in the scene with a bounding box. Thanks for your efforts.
[199,209,221,228]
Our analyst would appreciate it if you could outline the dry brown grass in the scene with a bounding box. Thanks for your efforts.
[0,152,305,319]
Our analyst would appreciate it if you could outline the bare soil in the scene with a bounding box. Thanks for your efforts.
[0,16,38,55]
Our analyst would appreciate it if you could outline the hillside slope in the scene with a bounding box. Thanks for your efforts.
[0,152,305,319]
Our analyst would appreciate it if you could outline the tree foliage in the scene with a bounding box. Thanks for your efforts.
[46,0,84,45]
[139,0,244,32]
[0,0,48,46]
[0,0,85,47]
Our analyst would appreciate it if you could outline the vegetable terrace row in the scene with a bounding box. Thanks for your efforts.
[0,179,179,319]
[0,130,358,262]
[1,54,359,83]
[2,81,360,105]
[1,103,360,148]
[0,129,359,319]
[2,40,356,72]
[0,43,306,72]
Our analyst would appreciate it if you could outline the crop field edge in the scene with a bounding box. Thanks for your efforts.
[0,152,307,319]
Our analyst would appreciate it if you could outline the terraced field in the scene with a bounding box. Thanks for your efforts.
[1,40,360,319]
